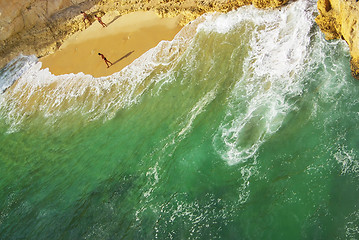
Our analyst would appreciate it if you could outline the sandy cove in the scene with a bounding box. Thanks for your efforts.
[3,0,359,79]
[40,11,182,78]
[1,0,291,71]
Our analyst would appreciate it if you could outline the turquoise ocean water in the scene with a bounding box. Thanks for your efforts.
[1,1,359,239]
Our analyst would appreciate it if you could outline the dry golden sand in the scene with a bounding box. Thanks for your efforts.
[40,11,182,78]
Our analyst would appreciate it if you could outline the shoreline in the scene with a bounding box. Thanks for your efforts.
[1,0,359,79]
[0,0,290,70]
[40,11,183,78]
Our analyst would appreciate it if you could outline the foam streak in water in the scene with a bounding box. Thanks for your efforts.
[212,0,316,165]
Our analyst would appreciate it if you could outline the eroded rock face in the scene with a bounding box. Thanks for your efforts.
[0,0,289,68]
[316,0,359,79]
[0,0,100,67]
[0,0,88,41]
[252,0,289,8]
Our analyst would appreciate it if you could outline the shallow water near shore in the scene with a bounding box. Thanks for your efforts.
[1,0,359,239]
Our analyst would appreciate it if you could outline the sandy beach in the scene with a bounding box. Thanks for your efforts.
[40,11,182,78]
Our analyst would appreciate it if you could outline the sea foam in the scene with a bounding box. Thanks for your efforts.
[211,0,317,165]
[0,18,202,132]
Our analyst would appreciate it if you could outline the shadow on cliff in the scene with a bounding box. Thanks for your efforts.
[51,0,102,22]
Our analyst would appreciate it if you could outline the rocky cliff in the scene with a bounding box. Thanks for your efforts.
[0,0,289,69]
[0,0,101,67]
[316,0,359,79]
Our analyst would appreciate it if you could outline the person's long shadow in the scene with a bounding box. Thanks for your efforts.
[106,15,121,26]
[112,51,135,65]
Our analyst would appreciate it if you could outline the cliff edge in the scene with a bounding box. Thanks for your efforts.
[316,0,359,79]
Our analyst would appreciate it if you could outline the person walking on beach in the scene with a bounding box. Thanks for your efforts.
[80,11,90,26]
[98,53,113,68]
[95,15,107,27]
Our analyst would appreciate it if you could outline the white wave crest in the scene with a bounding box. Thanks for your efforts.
[212,0,316,165]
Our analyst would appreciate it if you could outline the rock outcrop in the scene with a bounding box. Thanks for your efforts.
[316,0,359,79]
[0,0,101,68]
[0,0,290,69]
